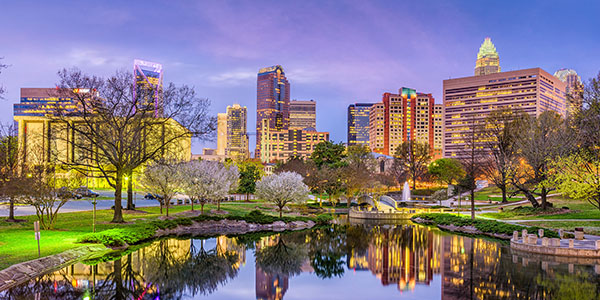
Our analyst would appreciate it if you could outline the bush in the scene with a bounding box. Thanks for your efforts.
[412,213,559,238]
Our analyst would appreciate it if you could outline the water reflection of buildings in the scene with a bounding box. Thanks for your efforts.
[348,225,442,292]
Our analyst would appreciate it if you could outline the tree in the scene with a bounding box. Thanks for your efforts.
[551,72,600,210]
[52,69,215,222]
[512,111,572,209]
[457,116,486,219]
[0,58,7,98]
[255,171,309,218]
[180,160,239,214]
[392,141,431,190]
[236,161,262,201]
[428,158,465,187]
[255,235,307,277]
[0,124,21,221]
[310,141,347,169]
[138,159,182,217]
[481,109,521,203]
[342,144,376,208]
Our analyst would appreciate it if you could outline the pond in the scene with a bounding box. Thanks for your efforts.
[2,221,600,299]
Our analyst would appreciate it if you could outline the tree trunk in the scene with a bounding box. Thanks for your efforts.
[159,202,163,214]
[7,198,14,221]
[165,197,169,217]
[217,199,221,211]
[279,207,283,218]
[126,170,134,210]
[513,183,540,207]
[201,203,204,215]
[470,189,475,220]
[501,185,508,203]
[191,197,194,211]
[111,174,124,223]
[540,187,548,210]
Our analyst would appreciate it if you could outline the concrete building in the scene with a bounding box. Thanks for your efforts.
[226,104,249,160]
[289,99,316,130]
[368,88,438,156]
[554,68,584,117]
[432,104,443,159]
[348,103,373,146]
[259,118,329,162]
[216,113,227,156]
[474,38,500,76]
[256,65,290,158]
[443,68,566,158]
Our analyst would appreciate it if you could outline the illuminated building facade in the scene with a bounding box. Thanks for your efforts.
[13,88,78,117]
[256,65,290,158]
[368,88,437,156]
[347,103,373,146]
[133,59,163,117]
[217,113,227,156]
[443,68,567,158]
[554,68,584,117]
[226,103,249,160]
[433,104,443,159]
[474,37,500,76]
[260,117,329,162]
[289,99,316,130]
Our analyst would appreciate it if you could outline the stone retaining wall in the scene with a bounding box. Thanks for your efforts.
[349,209,416,220]
[510,229,600,258]
[0,245,106,292]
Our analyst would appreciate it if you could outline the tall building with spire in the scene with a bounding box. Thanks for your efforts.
[554,68,584,116]
[474,38,500,76]
[256,65,290,158]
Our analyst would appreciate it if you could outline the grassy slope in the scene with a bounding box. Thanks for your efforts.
[0,201,280,271]
[481,197,600,220]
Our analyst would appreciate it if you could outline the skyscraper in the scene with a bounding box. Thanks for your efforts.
[554,68,584,116]
[289,99,316,129]
[368,88,437,156]
[474,38,500,76]
[226,104,249,160]
[216,113,227,156]
[348,103,373,146]
[443,68,566,158]
[256,65,290,158]
[133,59,163,117]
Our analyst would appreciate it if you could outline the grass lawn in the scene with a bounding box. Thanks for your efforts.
[0,200,285,271]
[480,196,600,220]
[519,221,600,236]
[473,186,522,202]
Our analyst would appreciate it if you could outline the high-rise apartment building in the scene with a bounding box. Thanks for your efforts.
[216,113,227,156]
[226,104,249,160]
[433,104,443,159]
[260,118,329,162]
[368,88,437,156]
[443,68,567,158]
[554,68,584,117]
[256,65,290,158]
[289,99,316,129]
[474,38,500,76]
[133,59,163,117]
[348,103,373,146]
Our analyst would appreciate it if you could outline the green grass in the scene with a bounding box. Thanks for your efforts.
[519,221,600,236]
[480,197,600,220]
[0,201,324,271]
[473,186,522,202]
[412,213,559,238]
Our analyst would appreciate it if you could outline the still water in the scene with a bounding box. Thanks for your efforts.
[2,221,600,300]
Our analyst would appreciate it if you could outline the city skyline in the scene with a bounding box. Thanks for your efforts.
[1,1,599,154]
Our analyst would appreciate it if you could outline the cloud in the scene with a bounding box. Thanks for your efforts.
[207,69,256,85]
[63,49,126,68]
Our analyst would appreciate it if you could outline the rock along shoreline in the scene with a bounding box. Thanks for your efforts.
[0,218,317,292]
[412,217,513,240]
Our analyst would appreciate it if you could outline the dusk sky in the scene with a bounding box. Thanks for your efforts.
[1,0,599,155]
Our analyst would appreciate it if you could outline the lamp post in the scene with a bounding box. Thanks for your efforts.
[92,195,97,233]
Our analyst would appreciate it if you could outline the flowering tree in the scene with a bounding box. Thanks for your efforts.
[179,160,238,214]
[256,171,309,218]
[139,159,182,217]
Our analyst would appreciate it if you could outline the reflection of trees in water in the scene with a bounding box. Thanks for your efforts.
[256,235,307,277]
[0,270,84,300]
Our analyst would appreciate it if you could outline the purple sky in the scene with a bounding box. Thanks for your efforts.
[1,0,599,155]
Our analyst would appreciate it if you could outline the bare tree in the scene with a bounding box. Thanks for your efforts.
[256,171,309,218]
[0,124,21,221]
[342,144,376,208]
[0,58,8,98]
[457,116,486,219]
[512,111,572,209]
[138,159,182,217]
[51,68,215,222]
[481,109,521,203]
[392,141,431,190]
